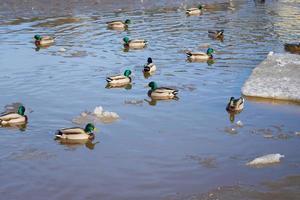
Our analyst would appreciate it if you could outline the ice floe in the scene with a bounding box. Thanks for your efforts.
[242,53,300,102]
[246,153,284,166]
[72,106,119,124]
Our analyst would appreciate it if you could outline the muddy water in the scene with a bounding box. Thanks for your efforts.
[0,0,300,199]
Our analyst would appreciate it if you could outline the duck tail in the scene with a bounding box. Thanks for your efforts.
[173,90,179,95]
[55,130,63,138]
[106,77,112,83]
[185,50,192,56]
[144,66,151,72]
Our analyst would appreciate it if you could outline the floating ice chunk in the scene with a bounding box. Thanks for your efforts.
[72,106,119,124]
[295,131,300,136]
[246,154,284,166]
[93,106,103,117]
[59,47,66,52]
[236,120,243,127]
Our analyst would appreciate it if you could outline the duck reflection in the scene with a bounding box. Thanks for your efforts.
[105,83,132,90]
[56,139,100,150]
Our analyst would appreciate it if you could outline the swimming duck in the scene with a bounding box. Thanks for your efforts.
[106,69,132,86]
[186,48,215,61]
[123,37,147,49]
[284,43,300,54]
[226,97,245,112]
[148,81,178,100]
[208,30,224,39]
[107,19,131,29]
[0,105,27,126]
[55,123,96,140]
[186,5,203,15]
[143,57,156,73]
[34,34,55,46]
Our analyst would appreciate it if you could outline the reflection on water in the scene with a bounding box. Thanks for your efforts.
[0,0,300,199]
[56,139,100,150]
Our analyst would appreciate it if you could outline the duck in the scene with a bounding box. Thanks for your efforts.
[0,105,28,126]
[123,37,147,49]
[143,57,156,73]
[186,5,203,15]
[284,43,300,54]
[55,123,96,140]
[106,69,132,86]
[226,97,245,112]
[208,30,224,39]
[186,48,215,61]
[148,81,178,100]
[107,19,131,29]
[34,34,55,46]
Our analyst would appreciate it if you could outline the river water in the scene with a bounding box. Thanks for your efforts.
[0,0,300,199]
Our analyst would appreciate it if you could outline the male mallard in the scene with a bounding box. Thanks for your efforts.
[106,69,132,86]
[143,57,156,73]
[34,34,55,46]
[0,105,27,126]
[208,30,224,39]
[226,97,245,112]
[186,48,215,61]
[123,37,147,49]
[107,19,131,29]
[148,81,178,100]
[55,123,96,140]
[186,5,203,15]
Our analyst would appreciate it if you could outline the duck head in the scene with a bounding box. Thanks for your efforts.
[125,19,131,24]
[207,48,214,56]
[17,105,26,116]
[198,5,203,9]
[34,34,42,41]
[124,69,132,77]
[148,81,158,90]
[123,37,130,44]
[147,57,153,64]
[84,123,95,133]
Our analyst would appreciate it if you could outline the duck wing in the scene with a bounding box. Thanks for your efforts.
[0,113,22,121]
[107,21,123,25]
[106,75,126,81]
[58,127,86,135]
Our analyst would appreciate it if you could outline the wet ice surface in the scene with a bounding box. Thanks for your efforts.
[242,53,300,102]
[0,0,300,199]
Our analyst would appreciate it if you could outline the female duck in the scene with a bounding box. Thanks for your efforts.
[0,105,27,126]
[143,57,156,73]
[123,37,147,49]
[186,48,215,61]
[186,5,203,15]
[34,34,55,46]
[148,81,178,100]
[226,97,245,112]
[107,19,131,29]
[106,69,132,86]
[208,30,224,39]
[55,123,96,140]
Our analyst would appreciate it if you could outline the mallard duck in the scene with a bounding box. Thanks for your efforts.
[186,5,203,15]
[186,48,215,61]
[55,123,96,140]
[106,69,132,86]
[143,57,156,73]
[107,19,131,29]
[34,34,55,46]
[0,105,27,126]
[148,81,178,100]
[226,97,245,112]
[123,37,147,49]
[208,30,224,39]
[284,43,300,54]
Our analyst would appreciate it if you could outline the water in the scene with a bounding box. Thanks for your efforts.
[0,0,300,199]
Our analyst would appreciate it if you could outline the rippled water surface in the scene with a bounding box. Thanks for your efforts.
[0,0,300,199]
